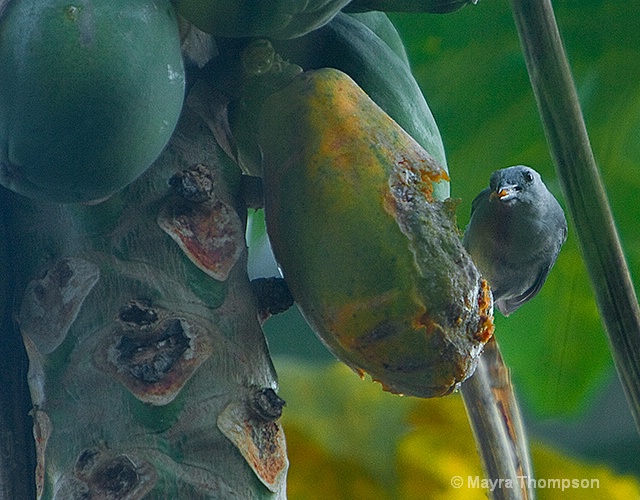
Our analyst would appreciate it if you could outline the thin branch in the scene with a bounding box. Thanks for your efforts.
[510,0,640,432]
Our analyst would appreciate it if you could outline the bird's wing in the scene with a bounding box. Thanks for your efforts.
[470,187,491,216]
[495,234,565,316]
[496,265,549,316]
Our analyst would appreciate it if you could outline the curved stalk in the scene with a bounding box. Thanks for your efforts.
[511,0,640,432]
[461,337,534,500]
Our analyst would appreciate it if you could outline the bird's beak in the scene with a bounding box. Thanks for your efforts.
[490,184,519,202]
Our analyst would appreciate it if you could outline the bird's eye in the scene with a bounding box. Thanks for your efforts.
[523,171,534,183]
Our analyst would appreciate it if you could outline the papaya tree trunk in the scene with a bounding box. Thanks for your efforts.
[460,338,533,500]
[0,93,287,498]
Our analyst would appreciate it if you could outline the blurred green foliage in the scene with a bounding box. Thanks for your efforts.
[278,360,640,499]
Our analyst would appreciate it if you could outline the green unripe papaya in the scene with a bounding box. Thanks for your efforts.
[171,0,351,39]
[345,11,411,66]
[260,68,494,397]
[0,0,185,203]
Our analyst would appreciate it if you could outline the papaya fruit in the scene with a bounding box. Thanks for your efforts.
[171,0,351,39]
[0,0,185,203]
[260,68,493,397]
[345,11,411,66]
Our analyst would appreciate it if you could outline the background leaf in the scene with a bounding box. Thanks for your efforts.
[278,360,640,499]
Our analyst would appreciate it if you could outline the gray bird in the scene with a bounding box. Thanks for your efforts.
[463,165,567,316]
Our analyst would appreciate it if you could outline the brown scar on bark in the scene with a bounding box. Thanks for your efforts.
[158,195,244,282]
[96,306,213,406]
[52,446,156,500]
[17,257,99,354]
[217,391,288,494]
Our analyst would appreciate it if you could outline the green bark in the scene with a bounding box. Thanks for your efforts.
[2,96,287,498]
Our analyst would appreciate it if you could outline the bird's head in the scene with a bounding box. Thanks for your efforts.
[488,165,542,205]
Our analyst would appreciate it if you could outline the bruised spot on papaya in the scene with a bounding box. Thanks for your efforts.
[379,354,439,375]
[325,290,405,349]
[355,319,404,347]
[411,310,440,338]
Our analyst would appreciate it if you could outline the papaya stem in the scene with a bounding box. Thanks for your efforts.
[460,338,534,500]
[511,0,640,432]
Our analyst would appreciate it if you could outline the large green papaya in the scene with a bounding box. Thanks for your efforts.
[0,0,185,203]
[171,0,351,39]
[260,68,493,397]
